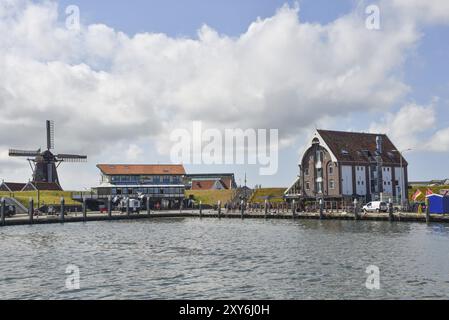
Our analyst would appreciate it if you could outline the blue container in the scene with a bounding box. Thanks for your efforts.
[427,195,449,214]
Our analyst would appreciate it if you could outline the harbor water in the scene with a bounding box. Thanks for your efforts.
[1,218,449,299]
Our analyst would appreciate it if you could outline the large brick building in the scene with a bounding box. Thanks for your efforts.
[285,130,408,204]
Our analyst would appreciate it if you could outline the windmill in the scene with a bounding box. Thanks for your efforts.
[9,120,87,187]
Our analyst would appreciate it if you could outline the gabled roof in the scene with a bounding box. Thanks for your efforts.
[191,179,227,190]
[0,182,26,192]
[23,182,63,191]
[186,173,235,178]
[316,130,407,165]
[97,164,186,175]
[186,173,237,189]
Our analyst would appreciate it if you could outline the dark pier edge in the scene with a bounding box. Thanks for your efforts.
[0,211,447,227]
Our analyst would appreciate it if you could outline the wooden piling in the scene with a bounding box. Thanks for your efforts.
[319,199,324,220]
[126,197,130,217]
[353,199,359,220]
[292,200,296,219]
[0,198,5,226]
[82,197,87,222]
[29,198,34,225]
[60,197,65,223]
[388,199,394,222]
[264,200,268,219]
[199,201,203,218]
[146,197,150,216]
[107,196,112,219]
[241,200,244,219]
[218,201,221,218]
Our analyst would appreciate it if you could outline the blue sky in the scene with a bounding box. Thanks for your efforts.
[56,0,356,37]
[1,0,449,189]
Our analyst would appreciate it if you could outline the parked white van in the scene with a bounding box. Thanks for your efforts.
[362,201,388,213]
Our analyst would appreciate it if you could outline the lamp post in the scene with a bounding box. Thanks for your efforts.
[393,148,412,210]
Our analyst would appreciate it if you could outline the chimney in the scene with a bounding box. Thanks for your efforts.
[376,135,383,198]
[376,136,382,155]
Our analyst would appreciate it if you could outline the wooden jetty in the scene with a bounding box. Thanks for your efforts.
[1,208,449,227]
[1,196,448,227]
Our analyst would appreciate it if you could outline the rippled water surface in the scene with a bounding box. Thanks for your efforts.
[1,218,449,299]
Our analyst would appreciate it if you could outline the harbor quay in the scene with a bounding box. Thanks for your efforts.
[1,202,448,227]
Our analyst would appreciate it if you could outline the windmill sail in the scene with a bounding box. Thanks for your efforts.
[9,149,41,157]
[56,154,88,162]
[46,120,54,150]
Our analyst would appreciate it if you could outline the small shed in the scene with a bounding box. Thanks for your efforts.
[427,194,449,214]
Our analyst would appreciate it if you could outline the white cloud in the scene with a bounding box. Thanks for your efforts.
[369,102,436,149]
[125,144,144,162]
[425,128,449,152]
[390,0,449,25]
[0,0,448,188]
[369,99,449,152]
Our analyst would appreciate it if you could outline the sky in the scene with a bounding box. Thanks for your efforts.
[1,0,449,190]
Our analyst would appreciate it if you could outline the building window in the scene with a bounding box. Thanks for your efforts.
[329,165,334,175]
[329,180,335,190]
[306,182,310,190]
[305,168,309,176]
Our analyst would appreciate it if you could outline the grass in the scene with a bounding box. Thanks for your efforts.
[408,185,449,202]
[185,190,234,206]
[0,191,79,208]
[2,189,235,208]
[249,188,286,203]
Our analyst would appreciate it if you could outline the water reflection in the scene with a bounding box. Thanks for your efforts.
[0,218,448,299]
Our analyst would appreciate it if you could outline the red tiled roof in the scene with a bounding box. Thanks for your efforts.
[25,182,63,191]
[97,164,186,175]
[191,179,226,190]
[2,182,26,192]
[186,174,236,189]
[36,182,62,191]
[317,130,407,165]
[220,177,232,189]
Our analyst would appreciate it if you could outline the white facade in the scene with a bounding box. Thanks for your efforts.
[355,166,367,196]
[341,165,353,195]
[395,167,406,201]
[382,166,393,195]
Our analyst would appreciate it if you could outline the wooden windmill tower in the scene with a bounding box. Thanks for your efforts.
[9,120,87,188]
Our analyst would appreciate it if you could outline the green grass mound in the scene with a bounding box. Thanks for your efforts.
[249,188,286,203]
